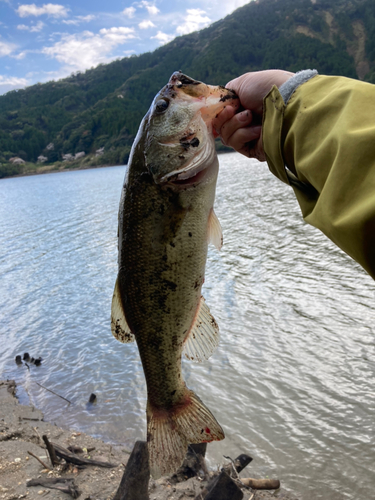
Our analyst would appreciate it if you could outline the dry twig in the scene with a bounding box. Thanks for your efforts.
[27,450,51,470]
[33,427,44,445]
[34,381,71,404]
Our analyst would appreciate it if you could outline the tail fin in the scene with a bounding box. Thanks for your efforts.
[147,389,224,478]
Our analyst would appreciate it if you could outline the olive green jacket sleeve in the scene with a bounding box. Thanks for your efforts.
[263,75,375,280]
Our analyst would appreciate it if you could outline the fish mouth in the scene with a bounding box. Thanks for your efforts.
[161,71,239,116]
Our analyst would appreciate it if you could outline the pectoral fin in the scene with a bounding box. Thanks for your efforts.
[207,208,223,250]
[183,296,219,362]
[111,277,135,343]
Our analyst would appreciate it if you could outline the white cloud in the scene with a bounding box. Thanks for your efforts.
[123,6,136,18]
[0,40,16,57]
[151,31,174,45]
[176,9,211,36]
[139,20,155,29]
[99,27,135,42]
[13,51,27,59]
[140,1,159,16]
[42,27,136,72]
[197,0,251,17]
[0,75,29,95]
[62,15,95,26]
[221,0,251,15]
[17,20,45,32]
[17,3,69,18]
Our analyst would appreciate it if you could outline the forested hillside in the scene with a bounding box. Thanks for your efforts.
[1,0,374,176]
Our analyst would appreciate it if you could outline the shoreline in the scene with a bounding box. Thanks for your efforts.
[0,379,301,500]
[0,149,235,181]
[0,161,117,180]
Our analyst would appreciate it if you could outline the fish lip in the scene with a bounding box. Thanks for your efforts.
[169,72,202,86]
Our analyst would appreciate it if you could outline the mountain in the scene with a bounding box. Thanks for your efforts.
[1,0,375,177]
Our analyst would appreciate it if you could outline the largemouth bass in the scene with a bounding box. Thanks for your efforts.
[111,72,239,478]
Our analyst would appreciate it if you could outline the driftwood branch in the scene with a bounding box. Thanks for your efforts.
[27,450,51,470]
[222,454,253,477]
[51,442,117,468]
[241,478,280,490]
[42,434,60,466]
[113,440,150,500]
[26,477,80,499]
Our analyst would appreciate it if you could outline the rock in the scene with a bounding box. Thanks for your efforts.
[204,471,243,500]
[170,443,207,483]
[88,393,96,403]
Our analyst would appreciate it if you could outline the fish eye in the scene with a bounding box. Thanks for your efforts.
[155,99,169,114]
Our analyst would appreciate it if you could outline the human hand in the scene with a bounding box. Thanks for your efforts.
[213,70,294,161]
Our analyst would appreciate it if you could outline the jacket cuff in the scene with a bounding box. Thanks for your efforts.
[279,69,318,104]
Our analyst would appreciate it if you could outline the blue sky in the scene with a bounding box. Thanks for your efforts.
[0,0,250,95]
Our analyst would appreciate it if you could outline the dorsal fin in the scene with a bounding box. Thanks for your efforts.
[111,277,135,343]
[207,208,223,250]
[183,296,219,362]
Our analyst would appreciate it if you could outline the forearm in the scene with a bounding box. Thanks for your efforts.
[263,74,375,279]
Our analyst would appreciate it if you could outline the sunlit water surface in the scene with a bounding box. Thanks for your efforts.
[0,154,374,500]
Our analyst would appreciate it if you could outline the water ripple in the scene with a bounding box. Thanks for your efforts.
[0,158,374,500]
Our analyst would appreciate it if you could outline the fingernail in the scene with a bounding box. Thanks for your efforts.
[238,110,251,122]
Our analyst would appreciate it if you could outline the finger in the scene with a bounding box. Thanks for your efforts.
[220,110,253,145]
[212,105,236,136]
[238,132,266,162]
[224,125,261,151]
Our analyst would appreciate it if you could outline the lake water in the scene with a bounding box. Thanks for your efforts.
[0,153,374,499]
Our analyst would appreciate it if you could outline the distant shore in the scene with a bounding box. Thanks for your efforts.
[0,147,235,180]
[0,158,117,180]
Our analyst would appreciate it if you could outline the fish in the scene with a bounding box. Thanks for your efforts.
[111,71,239,478]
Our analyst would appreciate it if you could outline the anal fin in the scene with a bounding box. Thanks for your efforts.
[111,277,135,343]
[183,296,219,362]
